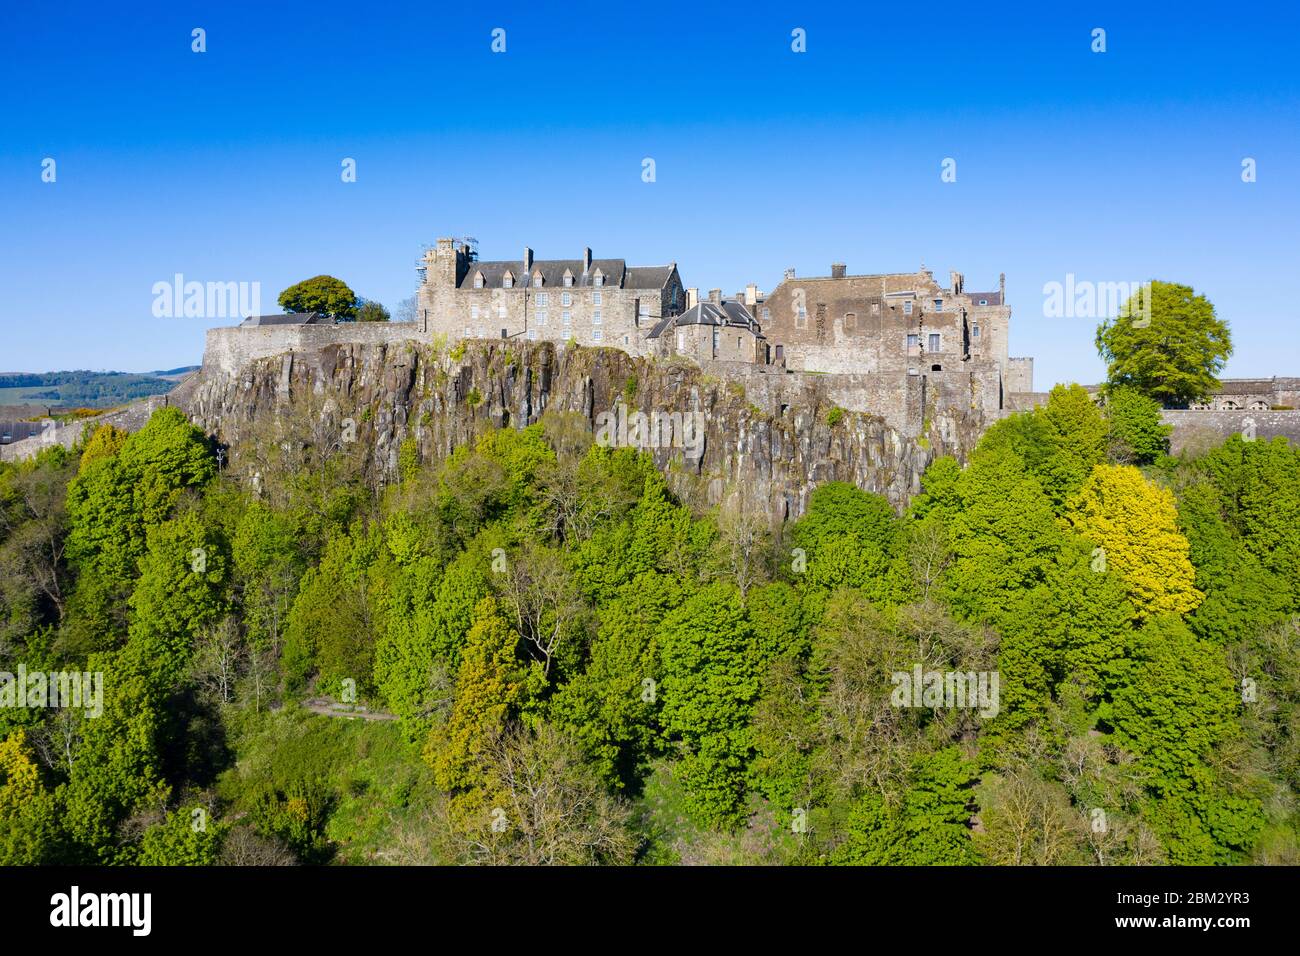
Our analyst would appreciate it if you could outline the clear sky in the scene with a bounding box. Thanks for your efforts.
[2,1,1297,388]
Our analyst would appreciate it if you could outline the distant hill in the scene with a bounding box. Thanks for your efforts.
[0,368,197,409]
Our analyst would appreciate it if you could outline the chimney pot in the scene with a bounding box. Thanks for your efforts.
[583,247,592,272]
[831,262,846,279]
[686,288,699,308]
[523,246,533,272]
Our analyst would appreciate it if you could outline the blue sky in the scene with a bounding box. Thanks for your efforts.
[2,1,1297,388]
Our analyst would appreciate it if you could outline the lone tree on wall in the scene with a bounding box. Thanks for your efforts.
[278,275,358,321]
[1095,280,1232,408]
[355,299,390,322]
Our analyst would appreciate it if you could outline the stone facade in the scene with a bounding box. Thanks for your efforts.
[418,238,684,357]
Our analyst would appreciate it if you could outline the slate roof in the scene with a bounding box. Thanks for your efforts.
[0,421,45,444]
[240,312,329,326]
[967,292,1003,306]
[461,259,675,291]
[648,301,763,339]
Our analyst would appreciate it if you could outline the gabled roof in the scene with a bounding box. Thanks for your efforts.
[240,312,328,326]
[458,259,676,291]
[648,301,763,339]
[462,259,626,289]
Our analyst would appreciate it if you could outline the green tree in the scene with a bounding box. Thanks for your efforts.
[1095,280,1231,407]
[277,275,358,320]
[1105,386,1171,465]
[355,299,390,322]
[659,581,760,827]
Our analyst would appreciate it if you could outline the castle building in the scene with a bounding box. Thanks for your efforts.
[646,292,765,364]
[753,262,1032,400]
[418,238,685,356]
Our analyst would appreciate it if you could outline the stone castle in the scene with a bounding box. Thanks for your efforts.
[397,237,1036,441]
[145,233,1296,466]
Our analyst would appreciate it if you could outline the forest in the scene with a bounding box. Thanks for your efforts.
[0,338,1298,865]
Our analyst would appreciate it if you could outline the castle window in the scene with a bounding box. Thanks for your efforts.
[903,301,913,316]
[979,298,988,306]
[536,292,548,307]
[712,328,720,352]
[972,323,980,338]
[1250,401,1269,410]
[593,271,604,287]
[561,292,571,307]
[562,311,571,326]
[872,303,880,314]
[1220,400,1241,410]
[471,304,480,320]
[593,309,602,325]
[593,290,603,305]
[537,310,548,326]
[845,312,856,331]
[563,271,574,287]
[498,303,507,319]
[929,333,941,352]
[639,300,650,316]
[503,273,514,288]
[906,334,919,350]
[796,303,807,329]
[931,364,942,372]
[934,299,942,311]
[761,306,770,322]
[677,331,685,351]
[527,329,537,341]
[592,328,603,342]
[473,272,484,289]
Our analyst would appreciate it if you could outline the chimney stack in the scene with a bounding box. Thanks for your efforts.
[583,247,592,273]
[831,262,846,279]
[783,268,796,281]
[686,288,699,308]
[999,272,1006,300]
[708,289,722,306]
[523,246,533,273]
[950,270,963,295]
[745,283,758,306]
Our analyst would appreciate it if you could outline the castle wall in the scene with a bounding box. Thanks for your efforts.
[203,323,423,375]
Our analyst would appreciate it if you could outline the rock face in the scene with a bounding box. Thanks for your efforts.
[176,339,938,518]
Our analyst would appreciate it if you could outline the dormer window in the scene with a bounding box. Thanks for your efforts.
[502,272,514,289]
[563,270,574,287]
[532,271,543,288]
[978,298,988,306]
[473,272,485,289]
[593,270,604,287]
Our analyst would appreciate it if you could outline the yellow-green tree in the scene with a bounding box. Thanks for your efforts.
[426,597,527,801]
[1066,464,1201,619]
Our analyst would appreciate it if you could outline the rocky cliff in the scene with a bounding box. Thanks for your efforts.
[174,339,938,518]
